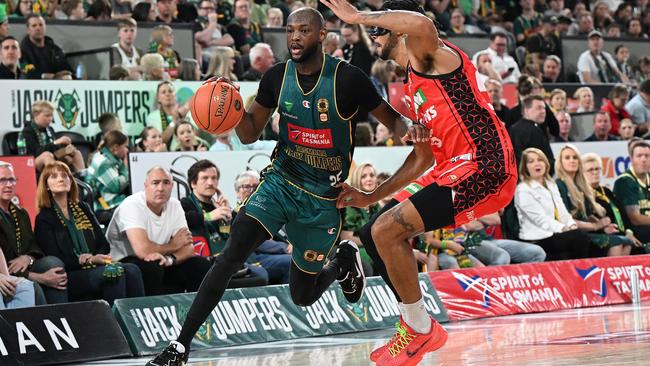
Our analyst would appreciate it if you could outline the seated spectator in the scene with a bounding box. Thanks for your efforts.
[179,58,202,81]
[614,3,633,28]
[618,118,636,140]
[155,0,180,24]
[323,32,343,58]
[227,0,263,55]
[340,23,374,76]
[473,32,521,83]
[85,130,130,223]
[614,45,634,80]
[149,25,181,79]
[573,86,595,113]
[231,170,292,285]
[541,55,563,83]
[544,0,566,18]
[613,141,650,246]
[146,81,192,149]
[23,100,85,173]
[266,7,283,27]
[636,57,650,84]
[486,79,509,123]
[132,2,156,22]
[577,30,627,84]
[341,163,380,276]
[10,0,34,19]
[448,8,486,35]
[174,121,209,151]
[137,127,167,152]
[241,43,274,81]
[60,0,86,20]
[140,53,169,81]
[111,19,143,71]
[204,46,237,81]
[509,95,555,172]
[474,51,502,81]
[515,148,591,260]
[549,88,567,113]
[93,112,123,148]
[374,123,395,146]
[551,110,573,142]
[514,0,543,45]
[0,247,36,309]
[555,145,631,256]
[35,162,145,305]
[194,0,234,65]
[600,83,630,135]
[583,152,642,247]
[526,16,561,68]
[109,64,131,80]
[20,15,72,79]
[107,167,212,295]
[355,122,374,147]
[0,36,23,79]
[87,0,111,21]
[435,227,486,269]
[624,79,650,134]
[0,161,67,304]
[592,0,614,31]
[505,75,559,137]
[626,18,647,38]
[606,22,622,38]
[584,111,619,141]
[567,13,594,37]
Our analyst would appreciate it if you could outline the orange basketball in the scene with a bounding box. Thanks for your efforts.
[190,80,244,134]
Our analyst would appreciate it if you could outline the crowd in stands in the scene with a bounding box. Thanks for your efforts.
[0,0,649,310]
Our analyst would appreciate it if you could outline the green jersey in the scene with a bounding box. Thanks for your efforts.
[270,54,354,199]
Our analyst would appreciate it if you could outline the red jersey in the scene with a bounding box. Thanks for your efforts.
[403,40,516,188]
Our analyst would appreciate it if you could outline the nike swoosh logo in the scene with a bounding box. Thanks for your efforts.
[406,337,431,357]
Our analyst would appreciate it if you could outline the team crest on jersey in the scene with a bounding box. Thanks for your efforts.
[413,88,427,111]
[317,98,329,123]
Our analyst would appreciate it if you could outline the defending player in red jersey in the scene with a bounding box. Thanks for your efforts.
[322,0,517,364]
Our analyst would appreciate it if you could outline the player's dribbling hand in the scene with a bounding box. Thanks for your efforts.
[203,76,241,91]
[401,123,431,144]
[319,0,361,24]
[335,182,373,208]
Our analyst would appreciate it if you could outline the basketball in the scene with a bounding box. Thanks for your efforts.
[190,80,244,134]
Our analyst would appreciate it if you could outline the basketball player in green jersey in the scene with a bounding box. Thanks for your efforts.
[147,7,425,365]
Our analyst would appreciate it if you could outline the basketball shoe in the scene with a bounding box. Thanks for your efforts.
[146,341,188,366]
[336,240,366,303]
[370,343,388,362]
[375,317,448,366]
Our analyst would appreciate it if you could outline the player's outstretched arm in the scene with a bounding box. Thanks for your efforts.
[235,101,274,144]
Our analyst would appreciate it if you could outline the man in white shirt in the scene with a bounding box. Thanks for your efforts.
[107,166,211,295]
[625,80,650,134]
[576,30,627,84]
[472,32,521,84]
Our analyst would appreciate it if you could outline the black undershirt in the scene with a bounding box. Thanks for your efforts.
[255,61,383,120]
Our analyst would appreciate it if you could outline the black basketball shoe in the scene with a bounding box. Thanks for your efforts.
[336,240,366,303]
[146,341,188,366]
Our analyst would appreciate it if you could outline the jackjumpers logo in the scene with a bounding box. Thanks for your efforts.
[576,265,607,298]
[54,90,81,129]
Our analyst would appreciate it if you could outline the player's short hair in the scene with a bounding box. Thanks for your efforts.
[380,0,425,14]
[188,159,219,186]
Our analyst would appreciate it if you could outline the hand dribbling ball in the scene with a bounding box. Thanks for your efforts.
[190,80,244,134]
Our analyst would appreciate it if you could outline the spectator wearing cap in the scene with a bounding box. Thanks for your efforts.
[567,13,594,36]
[625,80,650,134]
[526,16,561,69]
[556,15,573,36]
[584,111,619,141]
[577,30,627,84]
[472,32,521,84]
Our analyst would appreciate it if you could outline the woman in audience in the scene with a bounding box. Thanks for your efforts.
[137,127,167,152]
[179,58,202,81]
[626,18,647,38]
[84,130,130,224]
[341,162,381,276]
[35,162,144,305]
[87,0,111,20]
[618,118,636,140]
[555,145,632,256]
[140,53,168,81]
[592,1,614,31]
[149,25,181,79]
[549,89,567,113]
[174,121,209,151]
[204,46,238,81]
[583,153,642,249]
[146,81,192,149]
[132,2,156,22]
[573,87,595,113]
[600,84,631,136]
[515,148,591,260]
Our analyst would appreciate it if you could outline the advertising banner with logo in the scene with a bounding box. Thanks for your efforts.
[0,80,260,143]
[128,147,412,204]
[0,156,38,225]
[114,274,447,355]
[0,301,131,366]
[430,255,650,321]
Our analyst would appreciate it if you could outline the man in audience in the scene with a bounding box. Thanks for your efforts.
[473,32,521,84]
[585,112,619,141]
[111,18,143,71]
[107,166,212,295]
[155,0,180,24]
[194,0,235,64]
[614,141,650,245]
[509,95,555,172]
[625,80,650,135]
[526,15,560,68]
[541,55,563,82]
[60,0,86,20]
[577,30,627,84]
[567,13,594,36]
[241,43,274,81]
[0,36,23,79]
[486,78,510,123]
[227,0,263,55]
[551,110,573,142]
[0,162,68,304]
[514,0,542,45]
[544,0,566,17]
[20,15,72,79]
[93,112,123,147]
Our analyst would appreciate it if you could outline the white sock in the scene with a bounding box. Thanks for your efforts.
[171,340,186,354]
[401,298,432,334]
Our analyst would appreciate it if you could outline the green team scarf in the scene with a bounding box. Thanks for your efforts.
[31,122,55,146]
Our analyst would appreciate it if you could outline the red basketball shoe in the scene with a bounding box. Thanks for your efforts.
[375,317,447,366]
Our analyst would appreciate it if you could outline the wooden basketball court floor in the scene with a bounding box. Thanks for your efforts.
[90,302,650,366]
